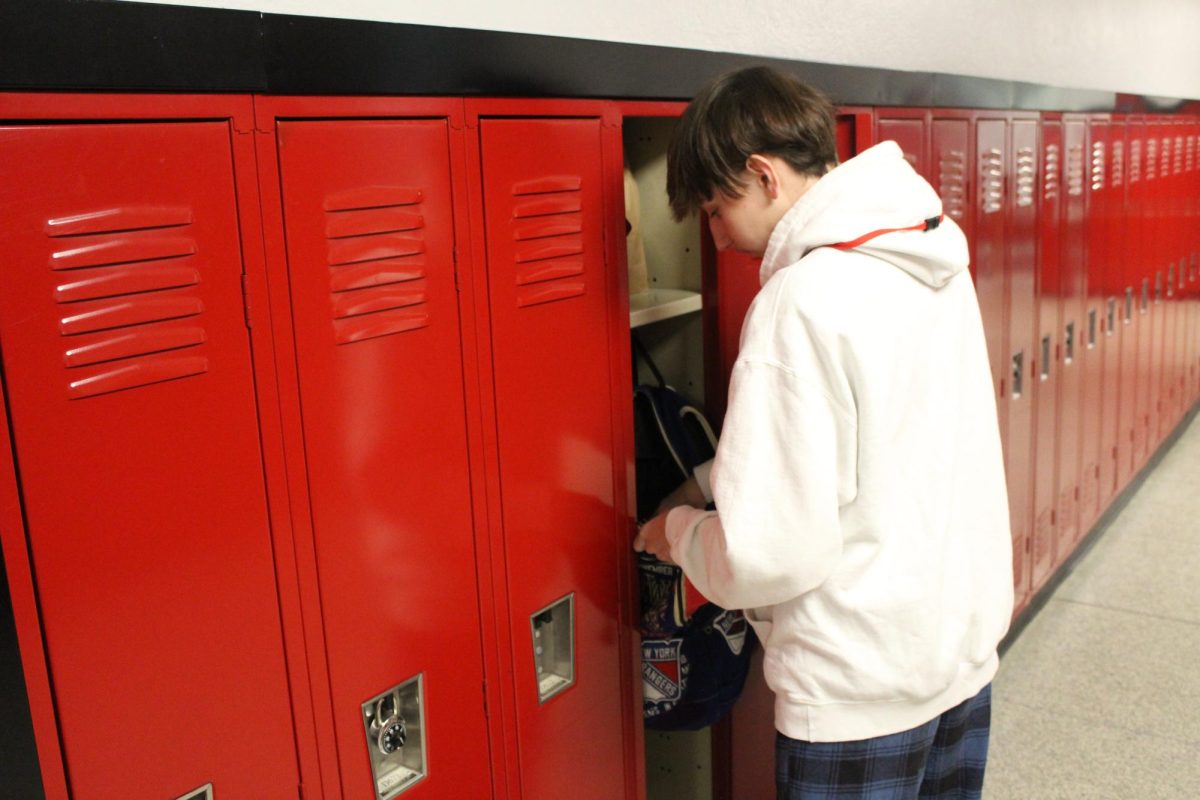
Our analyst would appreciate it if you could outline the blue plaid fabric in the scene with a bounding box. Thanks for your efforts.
[775,684,992,800]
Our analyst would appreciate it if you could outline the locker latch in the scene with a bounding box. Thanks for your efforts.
[531,593,575,703]
[361,675,427,799]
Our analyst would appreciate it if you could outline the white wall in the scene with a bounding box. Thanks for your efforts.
[120,0,1200,100]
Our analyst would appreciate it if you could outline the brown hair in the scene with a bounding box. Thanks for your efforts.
[667,66,837,221]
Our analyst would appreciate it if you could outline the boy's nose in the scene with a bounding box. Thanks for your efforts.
[709,219,732,251]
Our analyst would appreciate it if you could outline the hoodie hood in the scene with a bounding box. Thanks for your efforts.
[759,140,970,289]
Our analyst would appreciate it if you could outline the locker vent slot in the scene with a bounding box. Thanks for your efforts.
[1160,137,1171,178]
[1067,144,1085,195]
[511,175,586,307]
[1129,140,1142,183]
[980,149,1003,214]
[1043,144,1060,201]
[1187,136,1195,173]
[1174,136,1184,174]
[1146,139,1157,181]
[1111,141,1124,187]
[1090,141,1105,191]
[1015,147,1036,207]
[938,149,967,220]
[324,186,431,345]
[48,208,208,400]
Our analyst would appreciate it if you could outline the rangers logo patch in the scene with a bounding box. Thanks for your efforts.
[641,638,689,717]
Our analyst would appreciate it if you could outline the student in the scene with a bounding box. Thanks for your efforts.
[633,66,1013,799]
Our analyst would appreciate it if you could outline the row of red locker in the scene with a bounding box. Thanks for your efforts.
[721,108,1200,799]
[871,109,1200,616]
[0,93,641,800]
[1,91,1198,800]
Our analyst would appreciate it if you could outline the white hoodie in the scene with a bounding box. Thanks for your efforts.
[665,141,1014,742]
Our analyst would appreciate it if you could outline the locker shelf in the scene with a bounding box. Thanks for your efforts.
[629,288,702,328]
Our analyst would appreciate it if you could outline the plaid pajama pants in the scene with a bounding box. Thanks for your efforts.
[775,684,992,800]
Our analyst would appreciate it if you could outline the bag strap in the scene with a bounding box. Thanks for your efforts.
[631,333,667,388]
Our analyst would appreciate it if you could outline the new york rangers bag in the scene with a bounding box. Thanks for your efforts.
[633,338,756,731]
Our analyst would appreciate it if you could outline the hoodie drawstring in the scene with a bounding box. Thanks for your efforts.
[825,215,946,252]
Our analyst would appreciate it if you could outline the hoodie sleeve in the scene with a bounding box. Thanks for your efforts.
[665,358,857,611]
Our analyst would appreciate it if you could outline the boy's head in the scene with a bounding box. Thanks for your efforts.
[666,66,837,227]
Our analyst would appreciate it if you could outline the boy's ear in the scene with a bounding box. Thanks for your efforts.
[745,154,781,198]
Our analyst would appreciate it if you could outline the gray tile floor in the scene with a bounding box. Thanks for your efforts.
[984,412,1200,799]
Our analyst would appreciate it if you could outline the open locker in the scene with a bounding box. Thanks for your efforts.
[620,104,717,800]
[619,104,875,800]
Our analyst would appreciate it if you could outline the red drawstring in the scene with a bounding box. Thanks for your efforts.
[826,214,945,251]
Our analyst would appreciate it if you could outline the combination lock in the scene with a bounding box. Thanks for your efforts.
[378,716,408,754]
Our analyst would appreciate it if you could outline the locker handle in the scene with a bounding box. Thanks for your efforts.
[1011,351,1024,399]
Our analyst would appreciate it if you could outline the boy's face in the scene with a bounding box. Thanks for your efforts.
[700,183,775,257]
[700,155,819,258]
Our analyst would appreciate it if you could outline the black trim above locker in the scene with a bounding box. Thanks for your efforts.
[0,0,1190,112]
[0,0,265,92]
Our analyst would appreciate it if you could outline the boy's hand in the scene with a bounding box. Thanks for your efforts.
[633,511,674,564]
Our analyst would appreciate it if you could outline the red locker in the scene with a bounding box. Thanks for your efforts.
[1166,120,1188,432]
[1055,116,1087,557]
[1146,121,1168,453]
[262,111,494,800]
[971,116,1020,595]
[1129,119,1154,469]
[1115,119,1141,489]
[1189,124,1200,403]
[1157,125,1176,440]
[0,118,298,797]
[1006,115,1039,610]
[877,107,933,183]
[1076,116,1106,533]
[475,114,635,800]
[932,112,976,254]
[1086,117,1123,509]
[1031,116,1062,590]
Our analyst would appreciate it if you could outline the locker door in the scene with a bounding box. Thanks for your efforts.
[932,114,974,247]
[0,122,297,798]
[1189,126,1200,403]
[973,117,1015,585]
[1132,122,1161,465]
[1116,122,1140,488]
[1007,117,1038,610]
[877,110,932,183]
[273,119,492,800]
[1147,124,1168,452]
[1057,117,1087,556]
[975,117,1009,424]
[1077,116,1105,531]
[1131,120,1153,469]
[1156,127,1175,441]
[479,117,630,800]
[1031,118,1062,590]
[1096,118,1123,506]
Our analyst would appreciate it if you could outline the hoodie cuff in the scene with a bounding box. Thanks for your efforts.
[664,505,711,551]
[692,458,715,504]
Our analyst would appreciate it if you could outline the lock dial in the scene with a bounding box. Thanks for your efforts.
[378,716,408,754]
